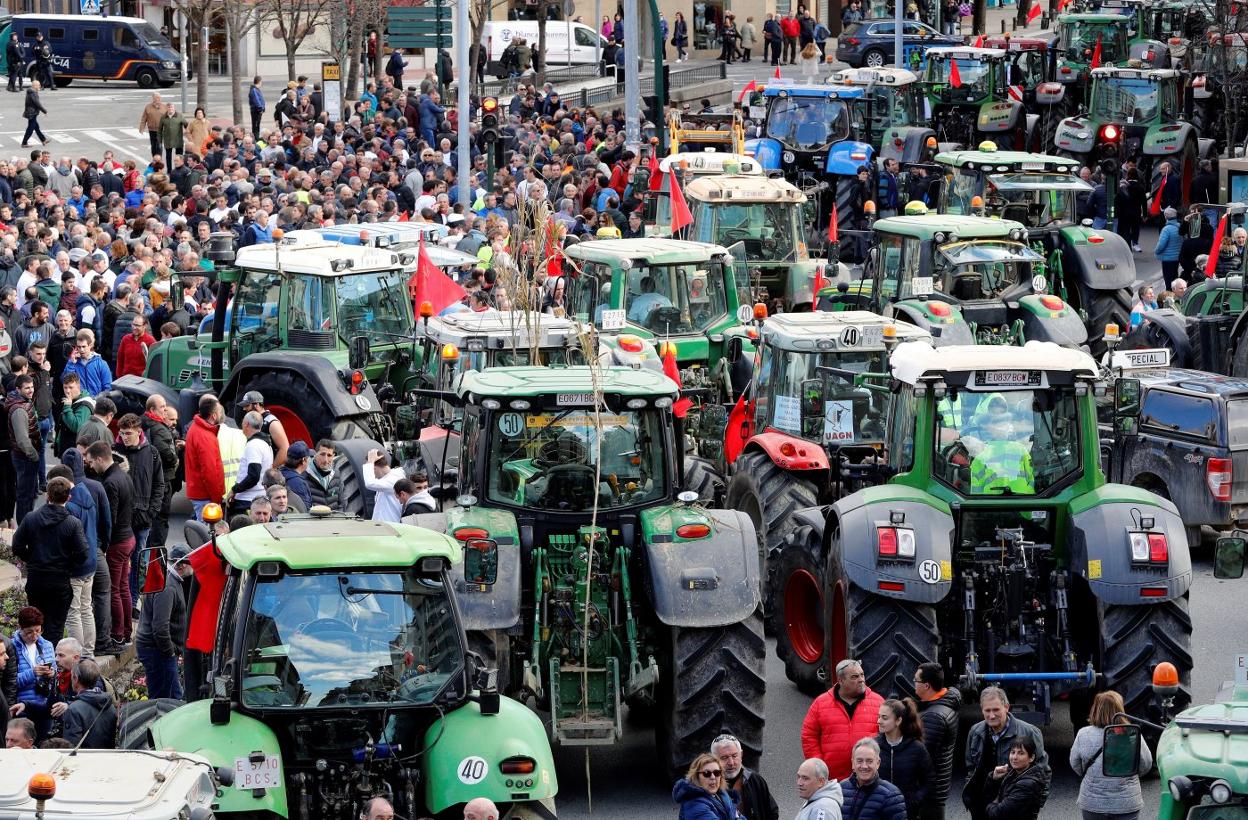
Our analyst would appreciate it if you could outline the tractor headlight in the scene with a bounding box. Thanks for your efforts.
[1211,780,1233,804]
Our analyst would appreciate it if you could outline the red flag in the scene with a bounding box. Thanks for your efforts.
[1090,34,1103,69]
[1057,0,1071,11]
[142,552,166,595]
[668,168,693,234]
[737,79,758,104]
[950,58,962,88]
[973,34,985,47]
[397,211,410,222]
[1207,214,1229,278]
[827,202,840,243]
[661,344,694,418]
[724,396,755,465]
[812,263,826,298]
[648,151,663,192]
[1149,174,1166,217]
[408,235,467,314]
[774,64,782,79]
[1026,2,1042,24]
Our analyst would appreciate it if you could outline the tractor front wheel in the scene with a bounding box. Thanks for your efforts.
[656,612,766,777]
[1100,597,1193,737]
[115,698,184,750]
[771,521,829,694]
[1069,280,1134,360]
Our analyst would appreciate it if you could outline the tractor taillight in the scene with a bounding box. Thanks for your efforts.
[454,527,490,541]
[1100,124,1120,141]
[927,301,952,317]
[1040,295,1064,310]
[499,756,537,774]
[1208,457,1233,501]
[350,369,365,394]
[676,523,711,539]
[876,526,915,558]
[1148,533,1168,563]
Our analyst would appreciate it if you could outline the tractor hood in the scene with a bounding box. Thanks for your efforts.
[1156,683,1248,812]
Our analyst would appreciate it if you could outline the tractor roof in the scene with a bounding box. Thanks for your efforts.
[762,311,930,351]
[873,214,1026,238]
[935,147,1082,174]
[457,365,678,400]
[685,175,806,203]
[924,46,1006,59]
[1157,683,1248,794]
[890,340,1098,385]
[214,517,457,570]
[416,310,581,347]
[235,240,405,277]
[984,35,1051,50]
[1059,12,1130,20]
[563,238,731,266]
[830,67,920,85]
[1090,65,1182,80]
[307,221,450,246]
[761,82,869,99]
[658,152,764,176]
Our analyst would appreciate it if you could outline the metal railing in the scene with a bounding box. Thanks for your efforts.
[480,62,603,97]
[579,62,729,108]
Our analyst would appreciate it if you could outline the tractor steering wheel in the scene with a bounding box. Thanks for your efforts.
[295,617,355,639]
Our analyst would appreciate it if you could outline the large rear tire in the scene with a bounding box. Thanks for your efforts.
[236,369,375,445]
[1070,281,1134,360]
[727,451,819,616]
[656,612,766,777]
[115,697,185,750]
[682,455,724,503]
[771,521,829,695]
[332,438,383,518]
[1100,597,1193,730]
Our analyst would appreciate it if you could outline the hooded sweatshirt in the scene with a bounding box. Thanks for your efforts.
[796,781,845,820]
[48,165,76,199]
[63,447,111,557]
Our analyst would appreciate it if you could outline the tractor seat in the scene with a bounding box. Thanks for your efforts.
[1001,203,1032,226]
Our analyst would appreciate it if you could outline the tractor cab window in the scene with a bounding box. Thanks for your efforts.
[767,348,889,444]
[1062,21,1127,64]
[984,174,1082,227]
[335,268,413,342]
[707,202,801,262]
[232,269,282,352]
[1090,75,1159,122]
[1009,50,1043,87]
[625,262,727,334]
[241,569,462,709]
[566,267,601,324]
[287,275,334,337]
[486,408,668,511]
[927,58,994,101]
[887,386,917,472]
[765,96,852,152]
[933,387,1081,495]
[872,86,917,129]
[933,241,1042,301]
[944,171,983,216]
[875,235,925,300]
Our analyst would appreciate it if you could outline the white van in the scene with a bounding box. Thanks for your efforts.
[481,20,608,75]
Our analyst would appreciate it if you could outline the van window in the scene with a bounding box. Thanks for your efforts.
[49,27,65,40]
[574,27,598,46]
[116,26,140,51]
[83,29,100,41]
[21,27,39,37]
[1141,390,1217,440]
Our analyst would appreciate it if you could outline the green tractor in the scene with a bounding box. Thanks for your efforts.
[1053,13,1135,98]
[933,143,1137,351]
[785,341,1193,726]
[819,211,1090,349]
[828,67,939,165]
[120,510,558,819]
[722,310,930,692]
[922,47,1040,151]
[407,365,766,774]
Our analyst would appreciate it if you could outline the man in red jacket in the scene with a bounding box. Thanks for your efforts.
[781,14,801,64]
[801,658,885,780]
[115,314,155,378]
[184,394,225,520]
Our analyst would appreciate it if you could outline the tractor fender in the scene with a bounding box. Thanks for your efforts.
[880,127,938,164]
[745,137,783,171]
[1122,309,1194,369]
[221,352,380,421]
[1054,117,1095,154]
[1068,484,1193,604]
[438,506,522,631]
[826,140,874,176]
[147,700,289,816]
[643,507,760,627]
[976,100,1020,133]
[783,259,821,309]
[1197,138,1217,162]
[743,431,830,472]
[423,696,558,813]
[890,303,975,346]
[1060,226,1137,291]
[106,374,183,422]
[1143,122,1195,156]
[1035,82,1066,106]
[830,485,954,605]
[1016,295,1089,347]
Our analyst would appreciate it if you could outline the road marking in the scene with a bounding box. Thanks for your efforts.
[82,128,147,161]
[45,132,78,143]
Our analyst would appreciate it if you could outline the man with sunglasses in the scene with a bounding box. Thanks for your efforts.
[713,733,779,820]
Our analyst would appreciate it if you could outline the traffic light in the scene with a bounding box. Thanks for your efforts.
[479,96,499,150]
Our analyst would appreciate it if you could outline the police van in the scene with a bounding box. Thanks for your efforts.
[0,14,180,88]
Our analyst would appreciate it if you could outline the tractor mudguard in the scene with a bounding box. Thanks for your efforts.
[891,303,975,346]
[1017,295,1089,346]
[745,137,783,171]
[1054,117,1095,154]
[830,485,954,605]
[1197,138,1217,161]
[1124,309,1194,369]
[1036,83,1066,106]
[826,141,874,176]
[220,352,380,421]
[107,374,183,420]
[743,431,830,472]
[148,700,289,817]
[1060,226,1136,291]
[1143,121,1194,155]
[642,507,760,627]
[783,259,821,308]
[423,696,558,814]
[880,127,938,164]
[440,507,522,631]
[1067,484,1193,605]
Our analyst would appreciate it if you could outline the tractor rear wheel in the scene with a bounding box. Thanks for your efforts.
[236,369,375,446]
[656,611,766,777]
[332,438,383,518]
[115,697,184,750]
[1069,280,1134,360]
[727,451,819,617]
[826,530,939,700]
[771,521,829,694]
[1231,335,1248,378]
[682,455,723,503]
[1100,597,1193,730]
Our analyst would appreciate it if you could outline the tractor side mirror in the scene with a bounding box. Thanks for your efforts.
[463,538,499,587]
[138,546,168,595]
[1114,378,1141,417]
[1214,536,1247,579]
[1101,724,1143,777]
[349,335,371,370]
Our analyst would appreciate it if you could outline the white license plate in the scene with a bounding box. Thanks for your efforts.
[978,370,1033,386]
[1020,162,1046,171]
[861,325,884,347]
[556,393,595,406]
[600,308,626,330]
[234,755,282,791]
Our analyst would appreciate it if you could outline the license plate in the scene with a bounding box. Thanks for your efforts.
[600,309,626,330]
[234,755,282,791]
[1020,162,1046,171]
[556,393,595,406]
[1112,348,1171,369]
[975,370,1039,387]
[861,324,884,347]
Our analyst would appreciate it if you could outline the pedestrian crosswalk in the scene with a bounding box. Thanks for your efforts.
[0,126,144,146]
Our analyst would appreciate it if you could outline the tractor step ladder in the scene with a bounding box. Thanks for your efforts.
[549,657,622,746]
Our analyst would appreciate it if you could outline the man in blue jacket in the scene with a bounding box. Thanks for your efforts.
[840,738,907,820]
[1154,206,1182,289]
[248,76,265,140]
[49,463,104,654]
[419,90,445,147]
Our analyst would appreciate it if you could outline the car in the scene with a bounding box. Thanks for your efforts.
[835,18,962,69]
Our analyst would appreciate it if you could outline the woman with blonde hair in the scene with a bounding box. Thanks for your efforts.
[799,41,821,78]
[1070,690,1152,820]
[672,752,740,819]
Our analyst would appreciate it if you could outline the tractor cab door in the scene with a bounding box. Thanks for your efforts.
[230,268,282,361]
[725,241,755,307]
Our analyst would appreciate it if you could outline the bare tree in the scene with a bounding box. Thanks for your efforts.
[167,0,215,111]
[264,0,335,81]
[222,0,271,125]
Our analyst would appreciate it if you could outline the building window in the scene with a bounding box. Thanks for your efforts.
[692,0,722,50]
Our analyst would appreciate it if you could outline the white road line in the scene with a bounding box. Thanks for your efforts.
[82,128,147,161]
[45,132,78,143]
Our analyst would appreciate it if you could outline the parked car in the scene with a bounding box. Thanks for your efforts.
[835,19,962,68]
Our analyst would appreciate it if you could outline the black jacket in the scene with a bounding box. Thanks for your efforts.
[727,767,779,820]
[22,88,46,120]
[1,636,16,720]
[12,502,89,581]
[984,764,1049,820]
[140,413,179,483]
[118,438,165,532]
[136,567,186,656]
[307,462,346,511]
[93,458,135,543]
[1190,171,1217,206]
[61,689,116,749]
[876,734,933,820]
[917,688,962,810]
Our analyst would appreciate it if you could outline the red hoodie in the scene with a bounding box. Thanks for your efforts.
[184,413,224,503]
[115,331,156,378]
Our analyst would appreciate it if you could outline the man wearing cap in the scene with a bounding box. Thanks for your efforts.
[135,544,187,699]
[238,391,290,466]
[279,441,314,510]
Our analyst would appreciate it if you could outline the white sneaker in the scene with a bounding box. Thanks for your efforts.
[1132,244,1142,252]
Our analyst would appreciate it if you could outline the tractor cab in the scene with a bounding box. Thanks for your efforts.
[982,36,1069,110]
[935,145,1090,230]
[923,48,1031,148]
[828,67,937,163]
[642,152,764,231]
[1055,13,1133,84]
[286,224,480,283]
[744,84,875,183]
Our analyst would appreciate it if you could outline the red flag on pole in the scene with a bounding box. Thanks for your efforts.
[1057,0,1071,11]
[409,235,467,314]
[1207,213,1229,279]
[723,396,755,466]
[1090,34,1103,69]
[648,151,663,192]
[1026,2,1042,24]
[950,58,963,88]
[774,64,782,79]
[827,202,840,243]
[1149,175,1166,217]
[661,344,694,418]
[668,168,693,234]
[737,79,758,104]
[973,34,985,47]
